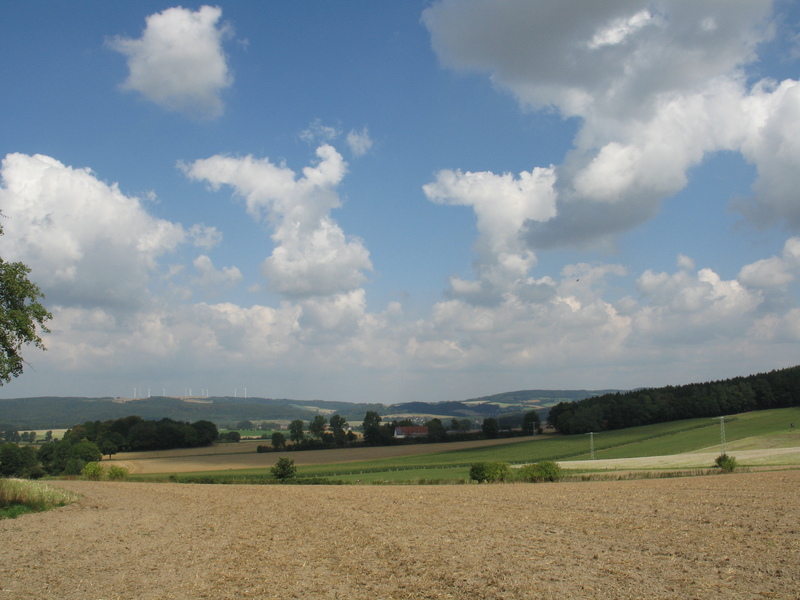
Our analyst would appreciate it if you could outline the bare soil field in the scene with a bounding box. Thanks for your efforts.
[2,470,798,599]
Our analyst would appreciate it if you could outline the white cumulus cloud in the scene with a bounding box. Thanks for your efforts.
[0,153,187,312]
[109,5,233,119]
[183,144,373,299]
[423,166,557,303]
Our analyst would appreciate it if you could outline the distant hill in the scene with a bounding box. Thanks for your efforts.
[0,389,617,430]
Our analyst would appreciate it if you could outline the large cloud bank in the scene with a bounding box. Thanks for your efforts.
[2,2,800,401]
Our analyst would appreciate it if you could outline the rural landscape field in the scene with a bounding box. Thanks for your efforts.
[2,407,800,599]
[2,472,798,599]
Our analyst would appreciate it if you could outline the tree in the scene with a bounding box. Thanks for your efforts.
[271,431,286,450]
[425,418,448,442]
[522,411,541,435]
[329,414,348,446]
[271,457,296,480]
[288,419,305,443]
[362,411,385,445]
[481,417,499,439]
[308,415,327,439]
[0,443,37,477]
[0,221,52,385]
[69,440,102,463]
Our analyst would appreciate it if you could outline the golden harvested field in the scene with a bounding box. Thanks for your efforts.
[2,471,798,599]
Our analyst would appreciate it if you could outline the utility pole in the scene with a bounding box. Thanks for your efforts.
[718,416,726,455]
[588,431,595,460]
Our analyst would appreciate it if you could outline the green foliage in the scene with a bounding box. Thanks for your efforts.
[271,457,296,480]
[469,461,511,483]
[309,415,327,438]
[0,222,52,385]
[522,411,541,435]
[288,419,305,443]
[219,431,241,443]
[0,443,37,477]
[517,460,563,483]
[549,365,800,434]
[69,440,102,463]
[82,461,104,480]
[425,418,448,442]
[59,416,218,454]
[63,458,86,476]
[107,465,129,480]
[481,418,499,439]
[362,411,383,445]
[715,453,738,473]
[271,431,286,450]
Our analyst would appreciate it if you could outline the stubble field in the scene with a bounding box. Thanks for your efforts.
[1,470,798,599]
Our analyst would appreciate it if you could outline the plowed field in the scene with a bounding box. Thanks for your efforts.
[2,470,798,599]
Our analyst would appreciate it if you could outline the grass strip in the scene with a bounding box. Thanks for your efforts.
[0,479,81,519]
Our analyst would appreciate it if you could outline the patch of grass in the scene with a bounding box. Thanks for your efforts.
[0,479,81,519]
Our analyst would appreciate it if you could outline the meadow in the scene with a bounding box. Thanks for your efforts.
[113,407,800,483]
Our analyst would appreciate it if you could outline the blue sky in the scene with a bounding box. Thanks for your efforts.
[2,1,800,403]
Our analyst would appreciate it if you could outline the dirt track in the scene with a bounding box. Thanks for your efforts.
[2,470,798,599]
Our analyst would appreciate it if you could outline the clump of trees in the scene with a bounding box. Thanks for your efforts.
[0,443,41,478]
[59,416,218,455]
[548,365,800,435]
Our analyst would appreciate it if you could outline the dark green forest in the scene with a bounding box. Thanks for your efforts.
[548,365,800,434]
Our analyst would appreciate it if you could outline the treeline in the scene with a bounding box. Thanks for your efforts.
[66,416,219,454]
[0,416,219,478]
[548,365,800,434]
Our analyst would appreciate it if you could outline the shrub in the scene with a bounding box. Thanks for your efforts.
[107,465,129,480]
[517,460,564,483]
[82,461,104,480]
[469,461,511,483]
[271,457,296,480]
[715,453,738,473]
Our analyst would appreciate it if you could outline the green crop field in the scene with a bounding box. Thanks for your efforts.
[127,407,800,484]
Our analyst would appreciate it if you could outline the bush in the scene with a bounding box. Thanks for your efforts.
[469,461,511,483]
[271,457,296,480]
[715,453,738,473]
[107,465,129,480]
[517,460,564,483]
[82,461,104,480]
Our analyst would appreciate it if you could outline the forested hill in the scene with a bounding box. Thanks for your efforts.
[0,388,608,430]
[548,365,800,434]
